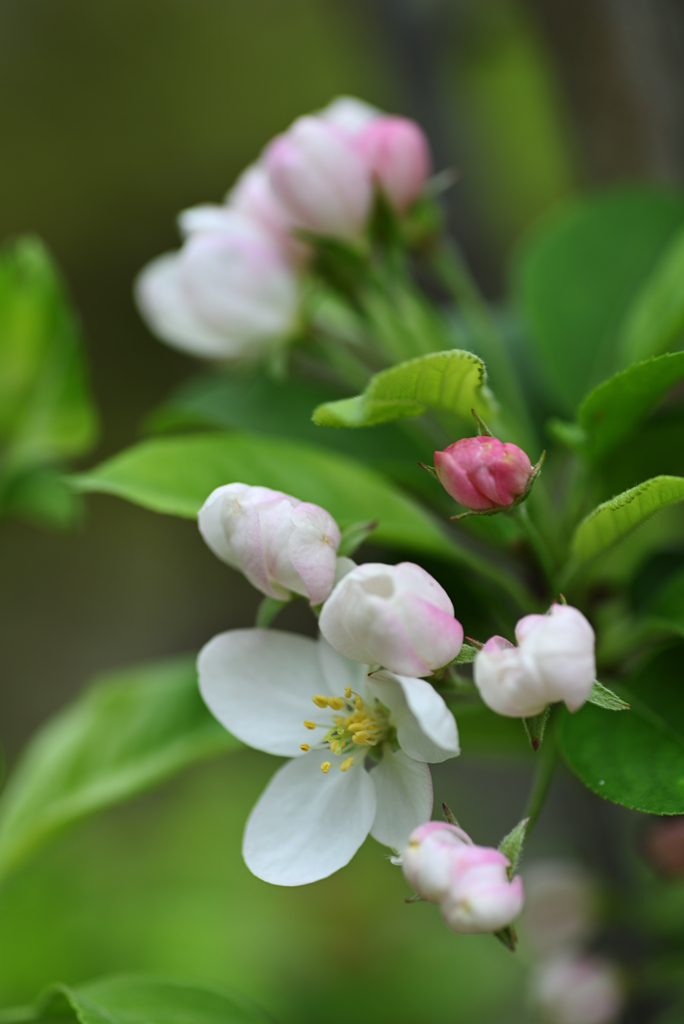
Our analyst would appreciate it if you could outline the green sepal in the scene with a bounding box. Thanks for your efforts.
[522,705,551,751]
[493,925,518,952]
[255,597,289,629]
[442,802,460,827]
[498,816,530,877]
[453,642,479,665]
[587,680,630,711]
[338,520,378,558]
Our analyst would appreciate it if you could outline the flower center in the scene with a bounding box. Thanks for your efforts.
[301,688,391,774]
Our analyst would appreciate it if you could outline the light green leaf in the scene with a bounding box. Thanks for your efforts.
[569,352,684,460]
[0,236,97,463]
[587,681,630,711]
[513,187,684,414]
[0,655,237,880]
[312,350,492,428]
[571,476,684,564]
[0,975,274,1024]
[619,223,684,364]
[558,646,684,813]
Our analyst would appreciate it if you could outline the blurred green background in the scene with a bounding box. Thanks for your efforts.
[1,0,682,1019]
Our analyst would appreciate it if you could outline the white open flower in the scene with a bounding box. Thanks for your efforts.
[198,629,460,885]
[198,483,341,605]
[474,604,596,717]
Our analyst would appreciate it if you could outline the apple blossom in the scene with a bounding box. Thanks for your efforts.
[440,842,525,935]
[474,604,596,717]
[135,212,299,360]
[319,95,380,134]
[434,435,534,512]
[522,861,598,954]
[227,164,310,266]
[265,116,373,240]
[531,955,624,1024]
[356,115,431,212]
[197,629,460,884]
[319,561,464,677]
[198,483,341,605]
[402,820,473,902]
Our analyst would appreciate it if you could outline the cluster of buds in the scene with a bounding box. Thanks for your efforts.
[135,96,431,361]
[402,821,524,935]
[474,604,596,718]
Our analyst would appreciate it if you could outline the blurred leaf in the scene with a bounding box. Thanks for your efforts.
[0,237,97,464]
[571,476,684,564]
[0,655,237,880]
[312,350,492,428]
[619,223,684,364]
[0,464,81,529]
[513,187,684,414]
[558,646,684,813]
[0,975,274,1024]
[568,352,684,460]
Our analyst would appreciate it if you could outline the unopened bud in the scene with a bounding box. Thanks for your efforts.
[434,435,534,512]
[531,955,624,1024]
[402,821,473,902]
[440,843,525,935]
[356,115,431,212]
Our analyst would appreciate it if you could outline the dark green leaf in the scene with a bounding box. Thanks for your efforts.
[0,975,274,1024]
[558,646,684,813]
[570,352,684,460]
[0,655,237,880]
[571,476,684,564]
[587,681,630,711]
[513,187,684,413]
[619,223,684,364]
[312,350,492,428]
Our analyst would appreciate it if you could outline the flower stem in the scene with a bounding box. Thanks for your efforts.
[515,503,557,593]
[523,723,557,838]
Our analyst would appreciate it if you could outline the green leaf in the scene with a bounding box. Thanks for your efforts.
[312,350,492,428]
[619,223,684,364]
[558,646,684,813]
[570,476,684,564]
[0,236,97,464]
[587,680,630,711]
[568,352,684,460]
[337,520,377,557]
[513,187,684,414]
[0,975,274,1024]
[0,655,237,880]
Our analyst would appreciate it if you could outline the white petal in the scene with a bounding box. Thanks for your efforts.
[197,629,328,756]
[197,483,251,568]
[316,636,369,698]
[369,750,433,854]
[367,671,460,762]
[243,752,377,885]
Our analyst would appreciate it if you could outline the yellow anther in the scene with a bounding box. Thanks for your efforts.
[340,757,354,772]
[329,740,341,754]
[312,695,329,708]
[334,716,344,726]
[321,761,331,774]
[355,697,363,711]
[303,720,317,730]
[345,687,352,699]
[328,697,346,710]
[300,743,310,752]
[353,732,370,745]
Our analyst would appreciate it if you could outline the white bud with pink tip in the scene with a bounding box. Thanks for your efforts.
[198,483,341,605]
[356,115,431,211]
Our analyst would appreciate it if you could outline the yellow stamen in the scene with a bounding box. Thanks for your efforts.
[353,732,370,745]
[355,697,363,711]
[321,761,331,774]
[300,743,310,752]
[329,740,341,754]
[340,757,354,772]
[303,720,317,730]
[345,687,352,698]
[312,695,329,708]
[328,696,346,710]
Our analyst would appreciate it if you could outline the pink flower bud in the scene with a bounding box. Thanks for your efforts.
[319,561,464,676]
[440,843,525,935]
[531,956,624,1024]
[434,435,534,512]
[135,212,299,361]
[402,821,473,902]
[198,483,341,605]
[319,95,380,134]
[265,116,373,240]
[474,605,596,717]
[356,115,431,212]
[227,164,310,266]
